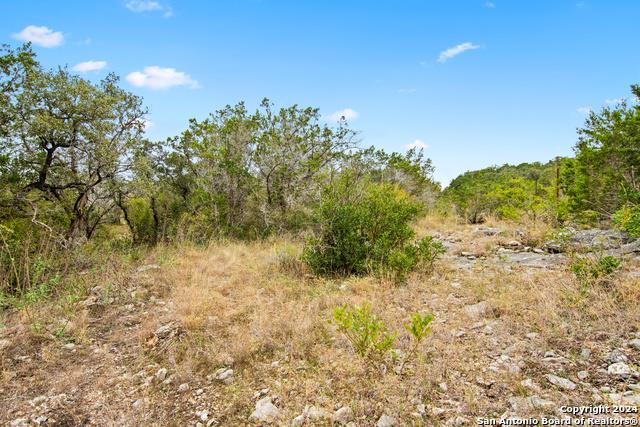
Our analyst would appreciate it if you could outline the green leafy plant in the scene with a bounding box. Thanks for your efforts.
[571,253,621,289]
[405,312,435,342]
[397,312,434,374]
[333,301,396,359]
[387,236,445,282]
[613,204,640,238]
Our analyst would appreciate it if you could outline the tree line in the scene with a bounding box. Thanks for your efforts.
[442,85,640,231]
[2,42,639,252]
[0,43,439,249]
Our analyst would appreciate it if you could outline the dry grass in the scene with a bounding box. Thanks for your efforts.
[1,217,639,425]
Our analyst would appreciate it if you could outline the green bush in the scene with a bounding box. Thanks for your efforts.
[333,301,396,358]
[387,236,445,282]
[303,180,443,281]
[612,204,640,238]
[571,253,621,287]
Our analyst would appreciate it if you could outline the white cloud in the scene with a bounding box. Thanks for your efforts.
[126,66,199,90]
[327,108,359,122]
[397,88,417,94]
[406,139,428,151]
[605,98,623,105]
[437,42,480,63]
[125,0,172,17]
[126,0,162,12]
[12,25,64,48]
[577,106,592,114]
[484,1,496,8]
[72,60,107,73]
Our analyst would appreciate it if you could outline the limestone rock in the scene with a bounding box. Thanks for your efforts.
[250,397,280,423]
[546,374,576,390]
[376,414,397,427]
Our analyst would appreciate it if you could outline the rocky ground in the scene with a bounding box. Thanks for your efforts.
[1,221,639,426]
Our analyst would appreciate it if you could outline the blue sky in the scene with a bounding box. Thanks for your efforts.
[2,1,639,185]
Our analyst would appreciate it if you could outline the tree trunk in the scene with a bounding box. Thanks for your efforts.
[67,192,89,244]
[151,196,160,245]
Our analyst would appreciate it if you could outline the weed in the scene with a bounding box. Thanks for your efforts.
[333,301,396,359]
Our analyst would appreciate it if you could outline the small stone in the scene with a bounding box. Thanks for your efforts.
[432,407,446,416]
[213,368,234,384]
[464,301,489,319]
[438,382,448,392]
[608,349,628,363]
[9,418,29,427]
[546,374,576,390]
[178,383,190,393]
[32,415,48,425]
[137,264,161,273]
[509,395,556,413]
[520,379,540,391]
[250,397,280,422]
[580,348,592,359]
[333,406,354,424]
[63,343,76,350]
[525,332,539,340]
[30,396,48,406]
[195,410,209,422]
[629,338,640,350]
[253,388,270,399]
[577,370,589,381]
[305,405,331,421]
[416,404,426,414]
[376,414,397,427]
[155,368,168,382]
[291,414,305,426]
[608,362,637,378]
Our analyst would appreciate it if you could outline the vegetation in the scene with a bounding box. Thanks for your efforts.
[302,177,443,281]
[1,44,443,298]
[333,301,397,359]
[1,43,639,424]
[571,253,621,288]
[442,86,640,228]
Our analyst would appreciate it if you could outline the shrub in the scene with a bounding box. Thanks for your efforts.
[571,253,621,288]
[612,204,640,238]
[387,236,445,282]
[333,301,396,358]
[303,179,442,282]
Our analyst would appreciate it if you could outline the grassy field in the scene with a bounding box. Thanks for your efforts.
[1,218,639,426]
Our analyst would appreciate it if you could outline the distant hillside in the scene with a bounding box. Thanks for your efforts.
[441,158,569,224]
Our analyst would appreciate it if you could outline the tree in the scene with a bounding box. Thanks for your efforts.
[253,98,357,229]
[2,53,147,243]
[567,84,640,221]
